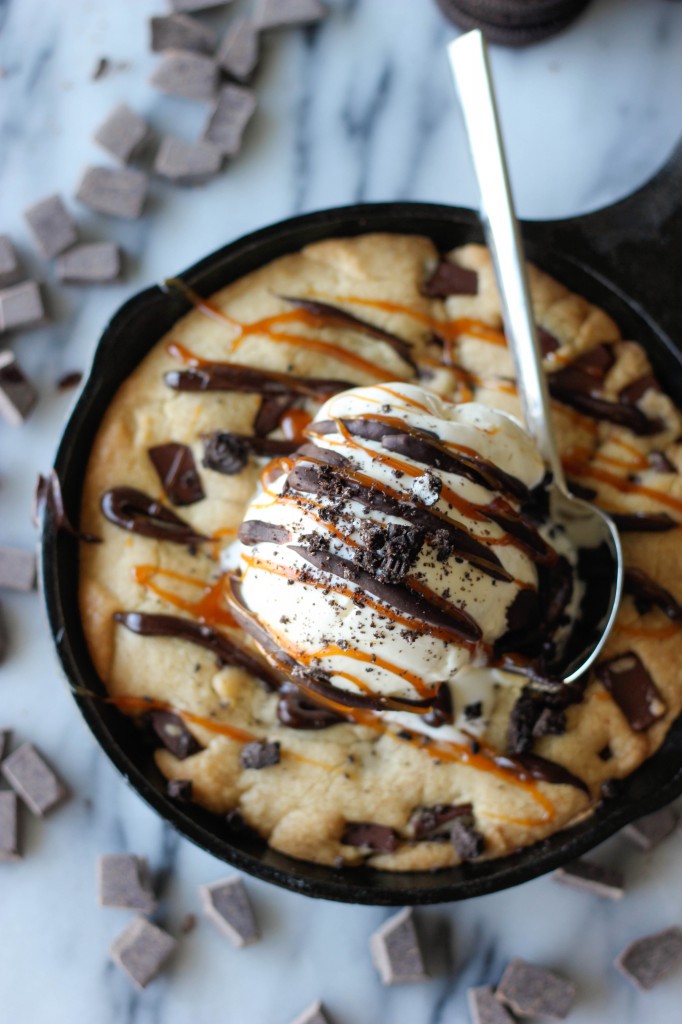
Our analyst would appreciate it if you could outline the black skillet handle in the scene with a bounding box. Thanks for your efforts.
[525,138,682,347]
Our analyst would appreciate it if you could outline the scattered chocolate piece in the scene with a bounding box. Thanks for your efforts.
[0,351,38,425]
[97,854,157,912]
[553,858,624,900]
[496,959,576,1020]
[56,242,122,285]
[109,916,176,991]
[616,927,682,991]
[422,259,478,297]
[154,136,222,186]
[597,651,667,731]
[167,778,193,802]
[623,806,678,851]
[180,912,197,934]
[0,235,23,288]
[57,370,83,390]
[170,0,231,11]
[239,740,280,770]
[451,815,485,861]
[200,875,259,947]
[149,710,202,759]
[289,1002,331,1024]
[0,280,45,332]
[202,84,257,156]
[149,442,205,505]
[75,165,149,220]
[150,13,217,55]
[217,18,260,81]
[0,729,10,759]
[1,743,67,815]
[468,986,516,1024]
[0,790,21,861]
[341,822,398,852]
[0,546,36,591]
[150,50,219,102]
[370,907,428,985]
[94,103,150,165]
[36,469,101,542]
[411,803,472,840]
[256,0,327,30]
[23,194,77,259]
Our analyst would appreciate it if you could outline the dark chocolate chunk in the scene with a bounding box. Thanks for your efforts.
[505,751,589,794]
[341,822,398,852]
[170,0,230,10]
[422,681,454,727]
[94,103,151,164]
[277,684,347,730]
[202,431,250,474]
[411,803,472,840]
[619,373,660,405]
[597,651,667,731]
[623,806,678,851]
[464,700,483,720]
[1,743,67,815]
[97,854,157,912]
[167,778,193,802]
[610,511,677,532]
[451,815,485,861]
[217,17,260,81]
[289,1002,332,1024]
[256,0,327,30]
[202,84,257,156]
[422,259,478,297]
[0,280,45,333]
[148,710,202,759]
[150,49,219,101]
[154,136,223,186]
[0,235,23,289]
[624,567,682,622]
[57,371,84,390]
[76,165,149,219]
[370,907,428,985]
[56,242,122,284]
[239,740,281,770]
[149,443,205,506]
[533,707,566,738]
[23,193,77,258]
[616,927,682,991]
[150,13,217,55]
[0,790,21,861]
[468,986,516,1024]
[0,352,38,425]
[537,325,560,355]
[553,858,624,899]
[495,958,576,1019]
[101,487,207,542]
[507,692,540,755]
[109,916,176,991]
[200,876,259,947]
[0,546,36,592]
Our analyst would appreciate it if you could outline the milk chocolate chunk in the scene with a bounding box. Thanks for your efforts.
[370,908,428,985]
[110,916,176,991]
[422,259,478,297]
[623,806,677,851]
[289,1001,331,1024]
[616,927,682,991]
[166,778,193,801]
[94,103,151,164]
[342,822,398,852]
[200,876,259,947]
[495,959,576,1020]
[76,165,149,219]
[1,743,67,815]
[0,235,23,288]
[0,352,37,425]
[256,0,327,30]
[56,242,122,284]
[97,854,157,912]
[597,652,667,731]
[451,815,485,861]
[0,546,36,591]
[150,13,217,55]
[150,50,219,101]
[468,986,516,1024]
[553,858,624,900]
[149,710,202,759]
[202,84,257,156]
[0,280,45,332]
[0,790,21,861]
[149,443,205,505]
[217,17,260,81]
[23,193,77,258]
[154,136,222,186]
[239,740,280,770]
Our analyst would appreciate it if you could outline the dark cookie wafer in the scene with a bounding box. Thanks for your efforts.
[436,0,591,46]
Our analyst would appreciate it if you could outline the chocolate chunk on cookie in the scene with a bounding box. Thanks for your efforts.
[56,243,122,285]
[0,235,23,289]
[149,443,205,505]
[202,84,257,156]
[597,652,667,731]
[341,822,398,852]
[239,740,280,769]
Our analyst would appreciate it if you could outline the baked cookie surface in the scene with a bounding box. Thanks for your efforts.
[79,234,682,871]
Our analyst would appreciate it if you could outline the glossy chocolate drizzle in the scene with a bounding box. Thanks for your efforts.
[609,511,678,532]
[101,487,207,544]
[165,363,351,399]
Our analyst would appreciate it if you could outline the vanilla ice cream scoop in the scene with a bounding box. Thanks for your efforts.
[233,383,580,715]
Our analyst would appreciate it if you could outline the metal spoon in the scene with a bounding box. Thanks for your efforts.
[447,30,623,682]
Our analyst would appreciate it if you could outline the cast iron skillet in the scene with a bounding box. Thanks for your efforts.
[42,140,682,905]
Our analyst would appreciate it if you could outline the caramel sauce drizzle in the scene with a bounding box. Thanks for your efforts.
[333,295,508,347]
[562,457,682,517]
[306,643,437,700]
[132,565,237,629]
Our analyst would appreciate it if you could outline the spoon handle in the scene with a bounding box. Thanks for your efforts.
[448,30,567,492]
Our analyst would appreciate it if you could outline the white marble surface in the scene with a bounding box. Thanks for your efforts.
[1,0,682,1021]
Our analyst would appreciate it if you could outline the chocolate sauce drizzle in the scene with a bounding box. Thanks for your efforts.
[609,511,678,532]
[165,363,351,399]
[101,487,207,544]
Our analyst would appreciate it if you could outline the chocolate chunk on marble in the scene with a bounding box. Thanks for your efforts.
[202,84,256,156]
[1,743,67,816]
[623,806,678,851]
[109,916,176,991]
[0,352,38,426]
[616,927,682,991]
[170,0,233,11]
[0,605,7,664]
[239,740,280,770]
[76,166,149,219]
[495,959,576,1020]
[154,136,222,186]
[200,875,259,947]
[150,50,219,101]
[150,13,217,55]
[289,1002,332,1024]
[94,103,151,164]
[553,859,624,900]
[597,651,667,731]
[0,235,23,289]
[217,18,260,81]
[0,280,45,332]
[370,907,428,985]
[422,259,478,297]
[56,243,122,284]
[0,729,11,760]
[97,854,157,912]
[0,546,36,591]
[23,194,77,258]
[149,710,202,759]
[468,986,516,1024]
[0,790,21,861]
[256,0,326,30]
[149,442,205,505]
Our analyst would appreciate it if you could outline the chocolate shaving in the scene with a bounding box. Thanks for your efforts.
[101,487,207,544]
[148,443,205,506]
[597,651,667,731]
[148,710,202,759]
[421,259,478,298]
[276,683,348,730]
[624,567,682,621]
[35,470,101,542]
[341,822,398,852]
[609,511,678,532]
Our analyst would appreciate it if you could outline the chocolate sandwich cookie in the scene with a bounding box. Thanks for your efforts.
[436,0,591,46]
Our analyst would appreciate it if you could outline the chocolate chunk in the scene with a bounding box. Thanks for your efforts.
[610,511,677,532]
[154,136,222,186]
[507,692,540,754]
[277,684,347,730]
[256,0,327,30]
[341,822,398,852]
[97,854,157,912]
[0,352,37,425]
[1,743,67,815]
[76,165,149,219]
[239,740,280,770]
[0,235,23,288]
[202,431,250,474]
[411,470,442,506]
[167,778,193,802]
[94,103,151,164]
[0,280,45,332]
[23,193,77,258]
[150,50,219,101]
[616,927,682,991]
[217,17,260,81]
[150,13,217,55]
[170,0,230,10]
[370,908,428,985]
[537,325,560,355]
[0,790,21,861]
[451,815,485,861]
[109,916,176,991]
[495,959,576,1020]
[0,546,36,591]
[468,987,516,1024]
[623,806,678,851]
[619,373,659,405]
[533,707,566,738]
[422,259,478,297]
[202,84,257,156]
[149,443,205,506]
[200,875,259,947]
[149,710,202,759]
[101,487,207,543]
[624,568,682,622]
[464,700,483,720]
[597,652,667,731]
[0,729,10,759]
[56,242,122,285]
[289,1002,331,1024]
[553,858,624,900]
[411,803,472,840]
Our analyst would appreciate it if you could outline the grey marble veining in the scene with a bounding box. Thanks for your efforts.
[1,1,682,1022]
